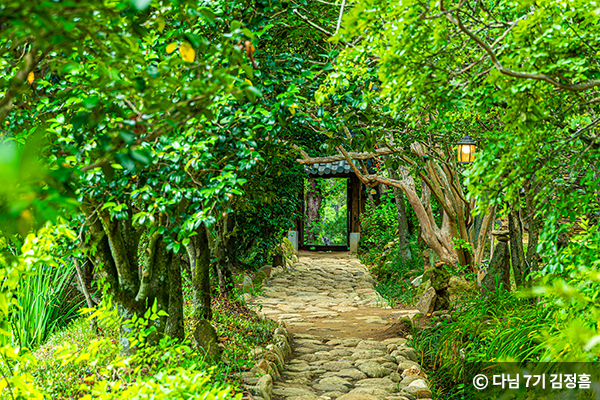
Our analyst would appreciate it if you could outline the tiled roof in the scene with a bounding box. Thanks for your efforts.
[306,160,352,176]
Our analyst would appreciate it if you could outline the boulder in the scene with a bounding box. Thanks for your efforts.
[253,270,268,286]
[255,374,273,400]
[259,265,272,278]
[193,319,220,362]
[405,379,432,399]
[448,276,477,302]
[242,275,253,294]
[415,287,436,315]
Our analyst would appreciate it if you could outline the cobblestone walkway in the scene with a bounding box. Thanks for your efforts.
[249,252,432,400]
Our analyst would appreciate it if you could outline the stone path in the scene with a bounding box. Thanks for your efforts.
[248,252,432,400]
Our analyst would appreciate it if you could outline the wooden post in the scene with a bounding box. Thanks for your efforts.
[298,178,305,248]
[347,177,352,245]
[351,175,360,233]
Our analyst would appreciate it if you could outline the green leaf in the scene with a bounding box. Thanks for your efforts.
[131,0,152,10]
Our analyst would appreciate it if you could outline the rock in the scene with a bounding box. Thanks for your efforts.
[357,361,390,378]
[193,319,220,362]
[356,340,387,351]
[287,396,320,400]
[259,265,273,278]
[318,376,353,388]
[335,368,368,380]
[354,377,397,392]
[337,393,379,400]
[415,287,436,315]
[397,348,418,363]
[287,362,311,372]
[405,379,432,399]
[323,361,354,372]
[382,338,406,346]
[481,240,510,296]
[349,387,394,397]
[242,275,254,294]
[340,338,361,347]
[242,293,252,302]
[448,276,476,302]
[255,374,273,400]
[388,372,402,382]
[397,362,421,374]
[410,275,423,287]
[256,359,279,379]
[253,270,268,286]
[273,387,318,398]
[400,375,422,386]
[312,382,351,393]
[401,367,426,379]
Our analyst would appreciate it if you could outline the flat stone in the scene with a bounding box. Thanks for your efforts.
[287,396,321,400]
[335,368,368,381]
[318,376,353,388]
[336,394,379,400]
[339,338,361,347]
[273,387,318,397]
[356,340,387,351]
[312,383,351,393]
[349,387,394,397]
[323,361,354,372]
[357,361,390,378]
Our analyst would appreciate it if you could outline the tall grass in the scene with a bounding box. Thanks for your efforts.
[412,290,556,399]
[10,260,83,350]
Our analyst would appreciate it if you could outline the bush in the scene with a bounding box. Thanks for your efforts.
[359,191,399,252]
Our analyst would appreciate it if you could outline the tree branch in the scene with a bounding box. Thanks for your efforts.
[443,5,600,92]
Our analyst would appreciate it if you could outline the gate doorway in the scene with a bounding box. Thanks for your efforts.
[297,160,365,251]
[304,177,348,249]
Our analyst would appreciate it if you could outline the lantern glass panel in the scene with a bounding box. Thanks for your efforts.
[457,144,476,163]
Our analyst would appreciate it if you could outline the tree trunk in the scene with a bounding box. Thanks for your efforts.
[525,185,541,283]
[306,177,322,241]
[214,216,235,296]
[481,237,511,295]
[387,165,412,263]
[508,203,526,289]
[165,252,184,340]
[192,226,212,321]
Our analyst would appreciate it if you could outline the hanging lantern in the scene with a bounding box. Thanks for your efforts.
[457,135,476,164]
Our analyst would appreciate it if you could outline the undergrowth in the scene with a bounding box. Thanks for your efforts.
[30,277,277,399]
[411,290,556,399]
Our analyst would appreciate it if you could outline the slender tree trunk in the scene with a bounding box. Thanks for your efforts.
[74,258,97,332]
[524,185,541,284]
[306,177,322,241]
[508,202,526,289]
[387,165,412,263]
[165,253,184,340]
[192,226,212,321]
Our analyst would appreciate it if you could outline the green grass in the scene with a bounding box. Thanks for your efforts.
[10,261,83,350]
